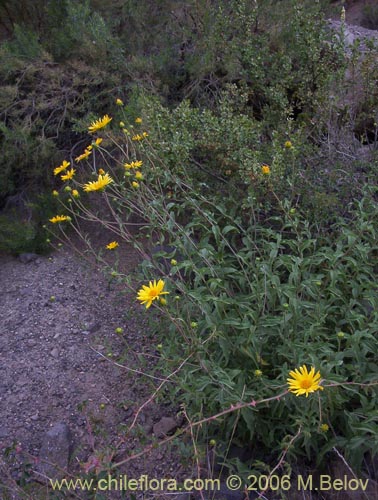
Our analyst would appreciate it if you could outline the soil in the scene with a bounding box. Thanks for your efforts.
[0,234,191,499]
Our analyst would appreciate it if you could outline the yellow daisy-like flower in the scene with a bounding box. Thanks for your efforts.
[116,98,124,106]
[61,168,76,181]
[261,165,271,175]
[88,114,112,133]
[124,160,143,170]
[320,423,329,432]
[132,134,142,141]
[75,149,92,162]
[106,241,119,250]
[94,137,103,147]
[137,279,169,309]
[135,117,142,124]
[142,131,148,138]
[83,172,113,192]
[135,171,143,180]
[132,181,139,189]
[54,160,70,176]
[72,189,80,198]
[254,369,263,377]
[49,215,70,223]
[287,365,324,397]
[284,140,293,149]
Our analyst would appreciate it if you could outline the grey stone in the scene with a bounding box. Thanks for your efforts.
[153,416,178,438]
[50,348,59,358]
[36,422,72,480]
[18,253,39,264]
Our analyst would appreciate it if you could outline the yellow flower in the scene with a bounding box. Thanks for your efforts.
[284,141,293,149]
[137,279,169,309]
[142,131,148,138]
[132,134,143,141]
[61,168,76,181]
[75,149,92,162]
[83,172,113,192]
[116,98,124,106]
[261,165,271,175]
[287,365,324,397]
[119,121,125,127]
[106,241,119,250]
[54,160,70,176]
[135,171,143,180]
[87,145,93,151]
[98,168,105,175]
[49,215,71,223]
[132,181,139,189]
[52,190,59,197]
[94,137,103,147]
[170,259,177,266]
[88,114,112,133]
[124,160,143,170]
[320,423,329,432]
[254,369,263,377]
[135,117,142,124]
[72,189,80,198]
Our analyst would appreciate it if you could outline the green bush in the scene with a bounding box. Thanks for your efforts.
[145,189,378,472]
[54,97,377,479]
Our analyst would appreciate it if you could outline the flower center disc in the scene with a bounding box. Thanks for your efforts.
[301,378,312,389]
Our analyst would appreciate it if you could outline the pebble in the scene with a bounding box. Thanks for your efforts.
[51,348,59,358]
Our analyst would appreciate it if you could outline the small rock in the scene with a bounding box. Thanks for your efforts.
[153,417,178,438]
[36,422,72,480]
[18,253,39,264]
[51,348,59,358]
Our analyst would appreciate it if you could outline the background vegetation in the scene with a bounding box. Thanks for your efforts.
[1,0,377,495]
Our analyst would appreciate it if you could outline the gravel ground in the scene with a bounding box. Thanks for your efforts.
[0,244,192,499]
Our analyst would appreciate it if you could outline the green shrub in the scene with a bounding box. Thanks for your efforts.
[55,100,377,479]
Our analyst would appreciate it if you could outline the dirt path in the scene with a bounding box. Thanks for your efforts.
[0,246,187,498]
